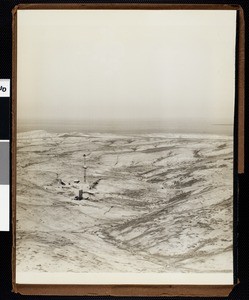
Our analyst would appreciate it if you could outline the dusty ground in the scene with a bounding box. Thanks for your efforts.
[16,130,233,273]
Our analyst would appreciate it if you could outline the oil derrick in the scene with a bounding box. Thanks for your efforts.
[74,154,88,200]
[83,154,87,183]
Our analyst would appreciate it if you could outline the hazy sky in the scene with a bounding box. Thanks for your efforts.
[17,9,236,124]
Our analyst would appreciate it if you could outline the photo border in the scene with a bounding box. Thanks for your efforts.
[11,3,244,297]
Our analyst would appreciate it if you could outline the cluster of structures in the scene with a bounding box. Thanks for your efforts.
[56,154,100,201]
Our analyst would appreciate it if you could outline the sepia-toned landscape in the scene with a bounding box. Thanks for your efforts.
[16,129,233,273]
[15,9,237,283]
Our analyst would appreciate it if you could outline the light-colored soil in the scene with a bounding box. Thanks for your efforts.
[16,130,233,273]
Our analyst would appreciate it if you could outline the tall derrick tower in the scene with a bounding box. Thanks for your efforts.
[83,154,87,183]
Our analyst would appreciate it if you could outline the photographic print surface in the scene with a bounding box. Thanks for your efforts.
[15,9,236,284]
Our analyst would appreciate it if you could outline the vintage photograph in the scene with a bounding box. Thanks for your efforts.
[15,8,236,285]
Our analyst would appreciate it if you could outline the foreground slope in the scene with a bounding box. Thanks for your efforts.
[16,131,233,273]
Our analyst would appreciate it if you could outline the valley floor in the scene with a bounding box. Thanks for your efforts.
[16,131,233,273]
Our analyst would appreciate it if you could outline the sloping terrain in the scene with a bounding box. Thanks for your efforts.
[16,131,233,273]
